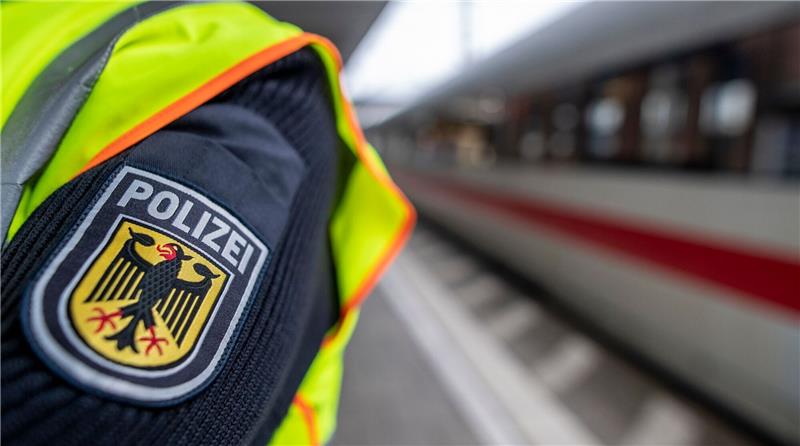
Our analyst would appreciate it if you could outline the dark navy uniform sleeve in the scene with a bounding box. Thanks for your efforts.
[2,48,339,446]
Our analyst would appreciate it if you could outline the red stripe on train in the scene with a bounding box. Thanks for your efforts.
[398,172,800,317]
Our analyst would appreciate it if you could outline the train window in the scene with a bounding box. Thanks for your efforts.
[642,90,686,138]
[455,124,496,167]
[700,79,757,137]
[549,103,579,159]
[550,132,576,159]
[751,116,800,177]
[520,130,547,161]
[586,97,625,158]
[553,103,580,130]
[641,89,688,162]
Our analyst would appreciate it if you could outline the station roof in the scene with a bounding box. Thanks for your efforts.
[369,1,800,128]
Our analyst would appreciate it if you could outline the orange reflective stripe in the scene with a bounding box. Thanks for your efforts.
[312,38,416,346]
[342,211,414,315]
[328,38,416,313]
[292,393,320,446]
[73,32,415,351]
[319,210,414,350]
[77,33,318,175]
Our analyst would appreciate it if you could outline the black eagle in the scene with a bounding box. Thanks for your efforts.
[85,228,219,353]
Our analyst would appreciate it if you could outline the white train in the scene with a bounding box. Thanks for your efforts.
[395,166,798,444]
[371,3,800,444]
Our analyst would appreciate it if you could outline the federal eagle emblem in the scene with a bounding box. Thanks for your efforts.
[70,220,228,368]
[26,166,268,404]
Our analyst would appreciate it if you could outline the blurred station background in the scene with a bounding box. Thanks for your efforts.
[269,2,800,445]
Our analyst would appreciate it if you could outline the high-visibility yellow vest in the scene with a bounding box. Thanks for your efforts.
[2,2,415,444]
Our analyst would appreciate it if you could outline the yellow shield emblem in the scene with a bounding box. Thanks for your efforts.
[27,166,268,404]
[70,220,228,368]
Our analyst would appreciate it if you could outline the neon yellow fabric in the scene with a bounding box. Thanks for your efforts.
[6,2,302,239]
[308,44,410,306]
[330,161,408,303]
[5,3,413,445]
[268,40,413,445]
[270,399,315,445]
[271,313,360,445]
[1,1,136,126]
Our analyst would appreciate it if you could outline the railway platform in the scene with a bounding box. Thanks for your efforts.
[332,223,763,446]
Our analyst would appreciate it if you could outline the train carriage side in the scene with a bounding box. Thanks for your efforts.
[377,18,800,445]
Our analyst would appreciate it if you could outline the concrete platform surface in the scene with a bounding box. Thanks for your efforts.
[332,225,761,446]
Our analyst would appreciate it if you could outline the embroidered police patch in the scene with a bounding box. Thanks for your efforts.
[24,166,268,405]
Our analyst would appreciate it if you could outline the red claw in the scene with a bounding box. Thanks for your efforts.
[86,307,122,333]
[138,326,169,356]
